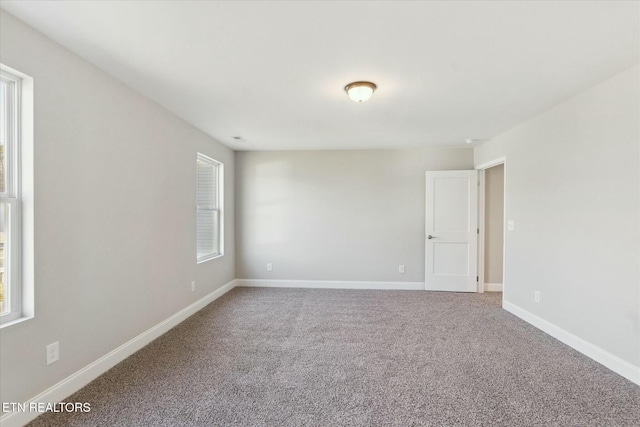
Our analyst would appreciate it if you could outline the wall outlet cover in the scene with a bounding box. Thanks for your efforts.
[46,342,59,365]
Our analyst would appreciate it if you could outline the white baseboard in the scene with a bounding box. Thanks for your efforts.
[484,282,503,292]
[0,280,237,427]
[235,278,424,290]
[503,300,640,386]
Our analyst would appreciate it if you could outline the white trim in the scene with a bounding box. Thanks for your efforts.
[475,156,507,171]
[477,169,486,293]
[484,282,503,292]
[0,280,237,427]
[236,279,424,290]
[503,300,640,386]
[501,162,506,302]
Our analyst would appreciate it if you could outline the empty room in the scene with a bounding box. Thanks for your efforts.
[0,1,639,426]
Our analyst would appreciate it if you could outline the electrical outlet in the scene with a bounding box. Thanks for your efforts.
[267,263,273,272]
[46,342,59,365]
[191,281,196,292]
[399,265,405,274]
[534,291,540,303]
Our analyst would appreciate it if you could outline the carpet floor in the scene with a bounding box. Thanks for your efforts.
[29,288,640,426]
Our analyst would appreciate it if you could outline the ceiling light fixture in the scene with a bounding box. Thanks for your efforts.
[344,81,377,103]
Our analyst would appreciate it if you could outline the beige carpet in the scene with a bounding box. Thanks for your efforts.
[29,288,640,426]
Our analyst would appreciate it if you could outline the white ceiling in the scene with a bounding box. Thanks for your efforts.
[1,1,638,151]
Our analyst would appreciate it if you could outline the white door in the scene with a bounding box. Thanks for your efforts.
[425,170,478,292]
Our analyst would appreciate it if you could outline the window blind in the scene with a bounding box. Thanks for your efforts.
[196,154,222,261]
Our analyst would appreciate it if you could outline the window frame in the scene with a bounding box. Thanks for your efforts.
[1,68,22,324]
[0,63,34,328]
[196,153,224,263]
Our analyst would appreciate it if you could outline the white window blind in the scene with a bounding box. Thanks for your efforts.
[196,153,223,262]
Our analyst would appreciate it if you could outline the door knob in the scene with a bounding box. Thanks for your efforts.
[427,235,435,239]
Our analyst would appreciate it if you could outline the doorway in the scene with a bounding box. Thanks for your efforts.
[477,158,506,296]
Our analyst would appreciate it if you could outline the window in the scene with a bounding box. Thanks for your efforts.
[1,64,33,327]
[196,153,223,262]
[1,68,21,323]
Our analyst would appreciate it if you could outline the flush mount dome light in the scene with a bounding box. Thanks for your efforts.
[344,81,377,103]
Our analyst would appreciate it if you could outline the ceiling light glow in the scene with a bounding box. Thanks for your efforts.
[344,81,377,103]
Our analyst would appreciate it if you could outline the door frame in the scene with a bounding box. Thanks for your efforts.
[475,157,506,296]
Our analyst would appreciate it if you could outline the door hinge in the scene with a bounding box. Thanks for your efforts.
[477,228,480,234]
[476,276,479,282]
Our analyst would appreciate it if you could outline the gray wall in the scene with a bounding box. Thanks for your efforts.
[484,164,504,284]
[235,148,474,283]
[0,10,235,405]
[474,65,639,368]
